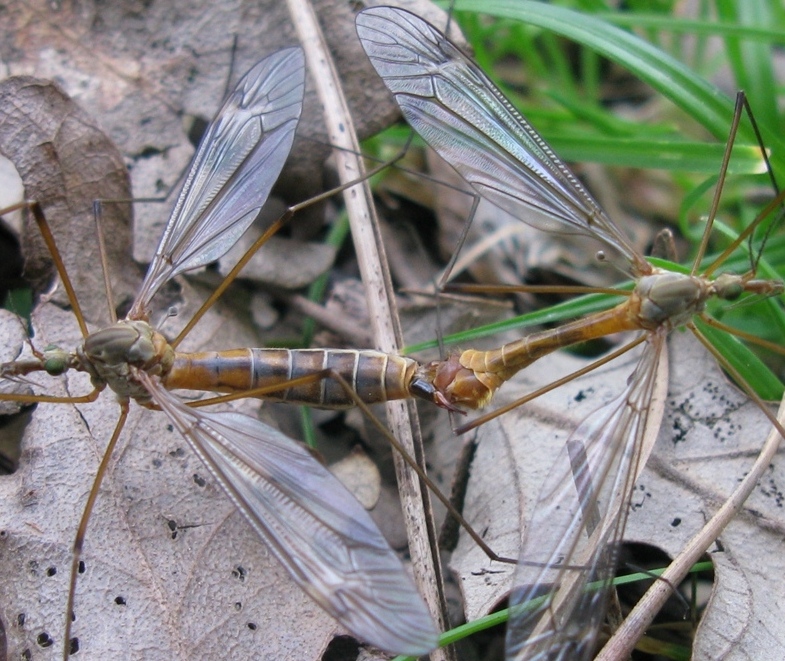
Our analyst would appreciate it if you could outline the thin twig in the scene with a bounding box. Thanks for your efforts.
[597,393,785,660]
[284,2,450,656]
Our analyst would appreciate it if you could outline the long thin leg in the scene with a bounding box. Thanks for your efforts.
[0,202,89,338]
[63,401,129,658]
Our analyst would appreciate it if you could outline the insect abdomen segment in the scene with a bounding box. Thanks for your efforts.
[163,347,421,407]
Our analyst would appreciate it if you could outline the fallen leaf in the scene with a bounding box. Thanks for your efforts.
[217,232,336,291]
[0,76,135,325]
[0,260,362,657]
[330,447,382,511]
[0,0,450,248]
[447,330,785,654]
[624,332,785,658]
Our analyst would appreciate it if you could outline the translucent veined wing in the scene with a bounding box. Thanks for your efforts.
[355,7,647,276]
[505,333,666,660]
[140,372,439,655]
[132,47,305,316]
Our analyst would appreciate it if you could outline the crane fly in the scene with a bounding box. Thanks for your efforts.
[0,47,442,657]
[356,5,785,659]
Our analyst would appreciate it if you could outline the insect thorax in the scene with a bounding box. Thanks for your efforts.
[77,320,174,402]
[634,271,710,329]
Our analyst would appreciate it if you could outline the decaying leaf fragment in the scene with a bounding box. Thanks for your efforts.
[449,331,785,656]
[0,76,135,325]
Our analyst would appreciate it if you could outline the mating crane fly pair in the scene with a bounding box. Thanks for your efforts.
[1,5,783,660]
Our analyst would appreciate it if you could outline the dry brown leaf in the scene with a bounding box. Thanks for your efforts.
[217,232,337,291]
[0,0,447,243]
[447,330,785,654]
[0,76,135,325]
[624,332,785,658]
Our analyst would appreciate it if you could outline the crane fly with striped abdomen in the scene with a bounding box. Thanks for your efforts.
[0,48,443,658]
[356,6,785,659]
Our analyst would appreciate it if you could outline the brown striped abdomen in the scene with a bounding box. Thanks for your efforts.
[162,348,420,408]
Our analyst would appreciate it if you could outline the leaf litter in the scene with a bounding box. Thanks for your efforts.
[3,1,784,659]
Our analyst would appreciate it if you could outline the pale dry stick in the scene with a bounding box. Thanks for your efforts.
[285,0,452,654]
[597,384,785,660]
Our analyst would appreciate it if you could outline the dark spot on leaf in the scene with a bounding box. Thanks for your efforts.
[115,596,126,606]
[137,146,163,159]
[193,473,206,487]
[37,632,53,648]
